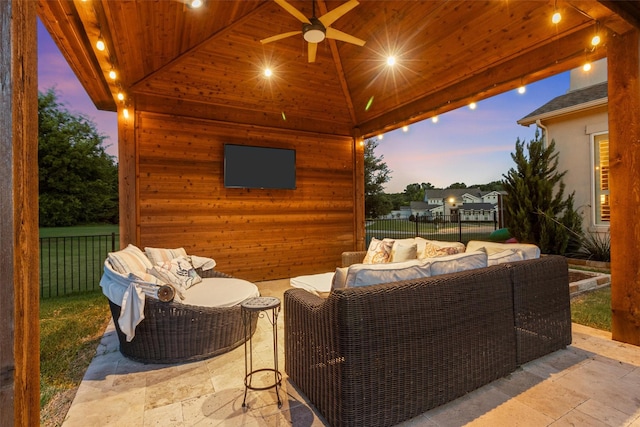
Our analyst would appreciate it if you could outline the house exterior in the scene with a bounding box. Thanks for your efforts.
[518,58,609,235]
[408,189,504,223]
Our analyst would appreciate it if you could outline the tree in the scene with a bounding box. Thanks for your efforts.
[364,138,392,218]
[38,89,119,226]
[502,130,582,255]
[447,182,467,189]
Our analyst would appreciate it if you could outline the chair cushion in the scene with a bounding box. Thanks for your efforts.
[145,246,188,265]
[108,244,153,275]
[488,249,525,265]
[344,259,431,288]
[428,250,489,276]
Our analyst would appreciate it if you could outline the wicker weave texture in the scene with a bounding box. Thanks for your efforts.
[109,269,258,364]
[285,255,571,427]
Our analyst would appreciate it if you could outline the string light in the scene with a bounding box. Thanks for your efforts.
[469,102,477,110]
[517,85,526,94]
[190,0,203,8]
[591,34,601,46]
[377,134,384,140]
[117,91,125,101]
[108,69,117,80]
[402,125,409,132]
[123,108,129,119]
[96,34,105,51]
[552,11,561,24]
[432,116,439,123]
[583,62,592,72]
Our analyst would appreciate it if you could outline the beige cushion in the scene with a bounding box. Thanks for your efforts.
[465,240,540,260]
[145,246,188,265]
[344,259,431,288]
[362,238,394,264]
[488,249,525,265]
[390,241,418,262]
[428,250,488,276]
[290,272,335,294]
[108,244,153,275]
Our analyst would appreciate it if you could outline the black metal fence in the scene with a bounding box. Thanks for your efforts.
[39,233,118,299]
[366,212,498,246]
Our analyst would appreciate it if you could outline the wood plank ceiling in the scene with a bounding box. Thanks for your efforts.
[38,0,635,138]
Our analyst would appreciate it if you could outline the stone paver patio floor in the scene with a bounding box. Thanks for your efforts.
[63,279,640,426]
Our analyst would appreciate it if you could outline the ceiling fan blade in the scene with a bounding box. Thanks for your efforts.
[274,0,311,24]
[260,30,302,44]
[308,42,318,63]
[318,0,359,27]
[326,27,366,46]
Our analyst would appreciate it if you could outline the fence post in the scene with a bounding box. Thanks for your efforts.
[493,211,498,230]
[415,214,419,237]
[458,213,462,242]
[111,232,116,252]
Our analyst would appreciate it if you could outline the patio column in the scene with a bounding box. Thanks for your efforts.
[609,28,640,346]
[0,0,40,424]
[117,106,138,248]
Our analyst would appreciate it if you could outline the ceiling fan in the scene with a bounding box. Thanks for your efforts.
[260,0,366,63]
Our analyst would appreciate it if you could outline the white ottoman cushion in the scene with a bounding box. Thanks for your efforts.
[180,278,259,307]
[290,272,335,294]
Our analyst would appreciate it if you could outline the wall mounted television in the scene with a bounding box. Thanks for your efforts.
[224,143,296,189]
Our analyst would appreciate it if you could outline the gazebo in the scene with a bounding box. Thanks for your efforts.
[2,1,639,424]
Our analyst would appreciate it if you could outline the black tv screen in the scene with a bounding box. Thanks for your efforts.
[224,144,296,189]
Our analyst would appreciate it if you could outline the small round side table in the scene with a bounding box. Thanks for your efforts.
[241,296,282,409]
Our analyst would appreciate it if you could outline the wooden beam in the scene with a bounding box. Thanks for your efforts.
[352,129,365,251]
[609,28,640,346]
[0,0,40,425]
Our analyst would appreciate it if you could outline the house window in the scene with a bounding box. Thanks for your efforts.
[593,133,610,224]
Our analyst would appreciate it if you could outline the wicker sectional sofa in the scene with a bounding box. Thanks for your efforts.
[284,255,571,427]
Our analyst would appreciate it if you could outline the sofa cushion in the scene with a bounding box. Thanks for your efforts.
[488,249,525,266]
[108,244,153,275]
[466,240,540,260]
[362,238,394,264]
[428,250,488,276]
[290,272,335,294]
[344,259,431,288]
[332,267,349,290]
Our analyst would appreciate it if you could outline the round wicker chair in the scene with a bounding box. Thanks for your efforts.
[107,268,258,364]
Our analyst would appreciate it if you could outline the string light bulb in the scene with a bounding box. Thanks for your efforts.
[402,125,409,132]
[108,69,117,80]
[377,134,384,140]
[123,108,129,119]
[518,85,526,94]
[117,92,125,101]
[96,35,105,51]
[552,11,561,24]
[591,34,601,46]
[190,0,203,8]
[583,62,592,72]
[469,102,477,110]
[432,116,439,123]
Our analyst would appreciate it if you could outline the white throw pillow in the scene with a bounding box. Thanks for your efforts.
[145,246,188,265]
[428,250,488,276]
[362,238,394,264]
[344,259,431,288]
[149,256,202,291]
[488,249,525,265]
[331,267,349,290]
[389,241,418,262]
[108,244,153,275]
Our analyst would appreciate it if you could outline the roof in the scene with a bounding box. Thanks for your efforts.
[425,188,485,200]
[518,81,608,126]
[36,1,634,139]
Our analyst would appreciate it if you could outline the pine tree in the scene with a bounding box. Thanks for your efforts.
[364,138,392,218]
[502,130,582,255]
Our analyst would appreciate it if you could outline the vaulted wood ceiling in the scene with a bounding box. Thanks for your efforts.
[38,0,636,138]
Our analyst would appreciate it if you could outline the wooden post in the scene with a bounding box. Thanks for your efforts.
[609,28,640,346]
[0,0,40,425]
[118,106,138,248]
[353,130,366,251]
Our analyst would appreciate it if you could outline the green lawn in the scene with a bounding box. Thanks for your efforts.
[40,224,118,238]
[571,286,611,332]
[40,290,111,425]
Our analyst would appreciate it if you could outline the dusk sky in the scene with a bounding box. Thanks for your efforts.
[37,18,570,193]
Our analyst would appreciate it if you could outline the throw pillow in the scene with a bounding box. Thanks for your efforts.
[362,238,394,264]
[108,244,153,275]
[149,256,202,291]
[419,242,465,259]
[487,249,525,266]
[145,247,189,265]
[331,267,349,290]
[389,241,418,262]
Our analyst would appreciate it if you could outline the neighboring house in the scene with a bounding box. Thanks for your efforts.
[518,58,609,235]
[419,188,505,223]
[382,205,412,220]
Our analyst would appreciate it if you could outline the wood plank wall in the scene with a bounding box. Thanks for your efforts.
[135,111,357,281]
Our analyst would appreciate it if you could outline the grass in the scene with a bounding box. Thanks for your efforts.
[40,290,111,426]
[571,286,612,332]
[40,224,119,238]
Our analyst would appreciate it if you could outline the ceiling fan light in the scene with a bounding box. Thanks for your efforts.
[303,18,326,43]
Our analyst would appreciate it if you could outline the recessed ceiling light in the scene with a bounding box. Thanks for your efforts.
[190,0,203,8]
[387,56,396,66]
[264,68,273,77]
